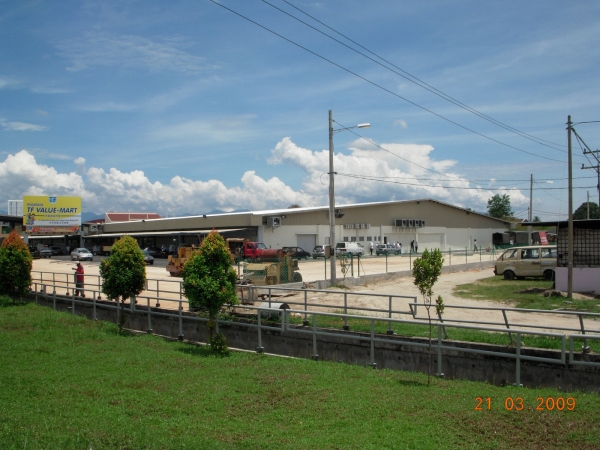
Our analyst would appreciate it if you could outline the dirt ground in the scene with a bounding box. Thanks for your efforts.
[30,258,599,338]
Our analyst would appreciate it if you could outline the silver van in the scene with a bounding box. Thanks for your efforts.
[335,242,364,256]
[494,245,557,281]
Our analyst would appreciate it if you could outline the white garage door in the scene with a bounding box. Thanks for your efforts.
[417,233,444,251]
[297,234,316,252]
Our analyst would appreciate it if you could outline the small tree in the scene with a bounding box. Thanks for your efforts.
[573,202,600,220]
[182,231,238,352]
[0,230,33,300]
[487,194,513,219]
[99,236,146,330]
[412,248,444,385]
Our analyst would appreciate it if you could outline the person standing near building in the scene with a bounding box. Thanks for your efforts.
[414,240,419,253]
[474,239,478,251]
[370,241,374,256]
[410,240,414,253]
[72,262,85,297]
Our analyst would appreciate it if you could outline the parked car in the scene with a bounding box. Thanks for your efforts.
[376,244,401,256]
[282,246,311,260]
[48,246,63,256]
[39,246,53,258]
[494,245,557,281]
[335,242,364,256]
[312,245,326,259]
[28,245,41,259]
[141,249,155,265]
[144,246,167,258]
[71,248,93,261]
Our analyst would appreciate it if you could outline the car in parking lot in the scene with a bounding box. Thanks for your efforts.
[282,246,311,260]
[144,246,167,258]
[376,244,401,256]
[494,245,557,280]
[141,249,155,265]
[48,246,63,255]
[71,248,93,261]
[312,245,326,259]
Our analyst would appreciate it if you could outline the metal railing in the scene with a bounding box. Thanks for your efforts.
[29,280,600,388]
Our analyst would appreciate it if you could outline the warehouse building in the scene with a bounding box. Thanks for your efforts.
[84,199,510,252]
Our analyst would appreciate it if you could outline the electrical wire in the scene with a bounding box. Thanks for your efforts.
[208,0,569,164]
[270,0,570,152]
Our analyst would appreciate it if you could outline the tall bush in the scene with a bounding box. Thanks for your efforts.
[412,248,444,385]
[0,230,33,299]
[100,236,146,330]
[182,231,238,349]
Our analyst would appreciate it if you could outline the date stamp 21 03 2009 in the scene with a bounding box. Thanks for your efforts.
[475,396,576,412]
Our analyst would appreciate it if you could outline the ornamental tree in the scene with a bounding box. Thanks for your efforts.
[487,194,513,219]
[182,231,238,345]
[573,202,600,220]
[0,230,33,299]
[99,235,146,302]
[412,248,444,385]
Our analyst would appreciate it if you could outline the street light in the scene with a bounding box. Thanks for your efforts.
[329,110,370,286]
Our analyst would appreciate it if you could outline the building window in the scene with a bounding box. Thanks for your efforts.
[367,236,372,241]
[351,237,356,242]
[358,236,364,241]
[344,237,349,242]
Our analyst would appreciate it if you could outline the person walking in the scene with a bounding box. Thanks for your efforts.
[474,239,478,251]
[370,241,374,256]
[72,262,85,297]
[410,240,414,253]
[414,240,419,253]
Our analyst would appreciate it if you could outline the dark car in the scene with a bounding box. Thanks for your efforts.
[28,245,41,259]
[48,246,63,255]
[282,246,311,260]
[141,249,155,265]
[144,246,166,258]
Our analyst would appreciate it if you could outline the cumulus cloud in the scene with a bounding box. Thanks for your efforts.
[1,120,47,131]
[394,119,408,128]
[0,138,528,216]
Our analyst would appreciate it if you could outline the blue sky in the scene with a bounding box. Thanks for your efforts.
[1,0,599,219]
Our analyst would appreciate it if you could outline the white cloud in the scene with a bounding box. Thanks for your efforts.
[1,121,47,131]
[57,33,214,74]
[394,119,408,128]
[0,140,529,216]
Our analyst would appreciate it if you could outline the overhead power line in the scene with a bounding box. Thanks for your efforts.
[208,0,569,164]
[271,0,569,153]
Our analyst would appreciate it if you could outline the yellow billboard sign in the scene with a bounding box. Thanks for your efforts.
[23,196,82,235]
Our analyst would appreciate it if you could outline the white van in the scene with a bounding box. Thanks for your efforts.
[494,245,557,281]
[335,242,364,256]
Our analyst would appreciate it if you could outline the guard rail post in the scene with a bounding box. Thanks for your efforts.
[303,290,309,326]
[343,292,349,330]
[52,273,56,294]
[311,314,318,360]
[177,300,184,340]
[93,294,97,321]
[465,247,468,265]
[368,319,377,368]
[436,325,444,378]
[578,314,590,353]
[179,282,182,300]
[268,288,272,308]
[449,248,451,267]
[71,290,75,315]
[256,310,264,353]
[52,287,56,311]
[146,298,152,333]
[501,309,513,345]
[514,332,523,387]
[387,296,394,335]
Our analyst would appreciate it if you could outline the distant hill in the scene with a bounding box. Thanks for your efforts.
[81,212,104,222]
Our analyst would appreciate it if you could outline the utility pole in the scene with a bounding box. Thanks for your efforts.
[328,110,337,286]
[528,174,533,245]
[588,191,590,220]
[567,116,573,298]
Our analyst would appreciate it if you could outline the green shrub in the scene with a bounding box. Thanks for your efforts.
[208,332,229,356]
[0,230,33,298]
[99,236,146,302]
[182,231,238,345]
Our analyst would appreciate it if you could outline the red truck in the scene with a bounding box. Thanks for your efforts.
[227,239,284,260]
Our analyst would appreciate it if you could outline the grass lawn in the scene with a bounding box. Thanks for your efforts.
[453,276,600,313]
[1,298,600,449]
